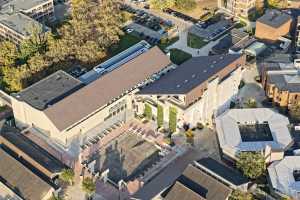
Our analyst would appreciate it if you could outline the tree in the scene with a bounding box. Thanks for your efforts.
[60,169,75,185]
[48,195,64,200]
[149,0,175,10]
[289,102,300,122]
[229,190,253,200]
[0,41,19,67]
[82,177,96,199]
[169,107,177,133]
[244,98,257,108]
[19,23,49,62]
[237,152,266,179]
[267,0,288,8]
[144,103,152,120]
[157,104,164,128]
[175,0,197,11]
[256,0,265,15]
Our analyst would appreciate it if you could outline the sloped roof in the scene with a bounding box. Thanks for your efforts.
[44,47,171,131]
[268,156,300,198]
[216,108,292,157]
[165,165,232,200]
[0,148,54,200]
[138,54,243,95]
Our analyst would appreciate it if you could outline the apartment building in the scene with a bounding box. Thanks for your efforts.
[9,46,172,149]
[261,61,300,109]
[218,0,256,18]
[255,9,292,43]
[136,54,245,130]
[0,0,53,44]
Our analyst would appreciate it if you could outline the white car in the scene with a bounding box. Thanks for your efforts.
[126,28,134,33]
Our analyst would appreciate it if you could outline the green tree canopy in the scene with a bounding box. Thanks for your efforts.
[82,177,96,197]
[175,0,196,11]
[169,107,177,133]
[60,169,75,185]
[149,0,175,10]
[237,152,266,179]
[157,104,164,128]
[144,103,152,120]
[0,41,19,67]
[229,190,253,200]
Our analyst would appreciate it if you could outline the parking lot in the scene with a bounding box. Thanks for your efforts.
[121,4,174,42]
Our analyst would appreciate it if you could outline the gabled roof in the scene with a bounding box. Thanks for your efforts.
[0,122,66,175]
[195,157,248,186]
[44,47,171,131]
[138,54,243,95]
[165,165,232,200]
[0,148,55,200]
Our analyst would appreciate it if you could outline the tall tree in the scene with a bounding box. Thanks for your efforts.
[0,41,19,67]
[82,177,96,200]
[169,107,177,133]
[237,152,266,179]
[20,24,49,62]
[60,169,75,185]
[149,0,175,10]
[144,103,152,120]
[157,104,164,128]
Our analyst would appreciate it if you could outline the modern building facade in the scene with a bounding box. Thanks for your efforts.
[218,0,256,18]
[261,61,300,109]
[255,9,292,43]
[136,54,245,130]
[0,147,58,200]
[0,0,53,43]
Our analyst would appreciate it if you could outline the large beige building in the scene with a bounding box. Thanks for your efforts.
[136,54,246,130]
[218,0,256,18]
[10,46,172,149]
[0,0,53,44]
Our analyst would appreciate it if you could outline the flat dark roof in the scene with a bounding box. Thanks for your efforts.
[138,54,243,95]
[196,157,248,186]
[0,122,65,174]
[13,70,83,110]
[257,9,291,28]
[165,165,232,200]
[0,148,54,200]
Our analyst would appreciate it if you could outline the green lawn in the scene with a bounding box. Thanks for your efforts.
[108,33,142,56]
[170,49,192,65]
[187,33,207,49]
[158,36,179,51]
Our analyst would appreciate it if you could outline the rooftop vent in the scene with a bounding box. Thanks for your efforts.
[203,70,207,73]
[210,65,214,68]
[213,60,217,64]
[176,84,181,88]
[220,56,224,60]
[192,74,196,78]
[184,79,188,83]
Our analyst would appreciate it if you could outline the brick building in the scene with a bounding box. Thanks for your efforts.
[262,61,300,109]
[255,9,292,43]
